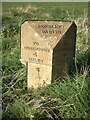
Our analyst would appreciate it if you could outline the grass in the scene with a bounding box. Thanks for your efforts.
[2,2,89,120]
[2,74,89,119]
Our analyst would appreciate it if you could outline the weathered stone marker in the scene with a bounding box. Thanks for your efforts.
[20,21,77,88]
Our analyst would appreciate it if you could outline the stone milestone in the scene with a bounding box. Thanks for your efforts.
[20,20,77,88]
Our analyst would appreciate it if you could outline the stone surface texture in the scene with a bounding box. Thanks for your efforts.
[20,21,77,88]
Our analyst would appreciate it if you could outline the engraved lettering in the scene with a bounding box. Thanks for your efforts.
[33,52,37,57]
[38,24,64,34]
[29,58,43,63]
[33,42,39,46]
[42,30,48,34]
[24,46,50,52]
[38,24,64,29]
[42,30,61,34]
